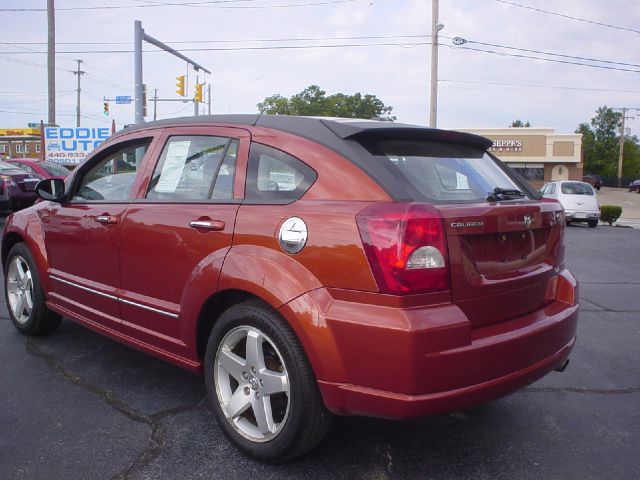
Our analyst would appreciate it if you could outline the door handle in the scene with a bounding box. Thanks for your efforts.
[95,215,119,225]
[189,220,225,231]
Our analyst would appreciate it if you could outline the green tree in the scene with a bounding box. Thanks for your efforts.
[257,85,396,121]
[576,106,623,176]
[510,119,531,127]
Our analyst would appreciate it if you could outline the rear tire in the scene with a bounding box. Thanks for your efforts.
[204,300,333,463]
[4,242,61,335]
[588,220,598,228]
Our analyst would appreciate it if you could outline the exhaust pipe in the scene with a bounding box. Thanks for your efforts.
[554,358,570,372]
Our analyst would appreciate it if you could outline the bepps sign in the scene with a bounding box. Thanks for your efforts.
[44,127,111,164]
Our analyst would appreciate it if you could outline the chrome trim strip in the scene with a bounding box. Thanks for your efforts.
[118,297,179,319]
[50,275,118,301]
[50,275,179,319]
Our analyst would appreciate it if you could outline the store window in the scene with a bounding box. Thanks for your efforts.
[16,144,23,154]
[509,163,544,182]
[35,144,41,153]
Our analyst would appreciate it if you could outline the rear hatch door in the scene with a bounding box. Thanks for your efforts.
[438,200,564,328]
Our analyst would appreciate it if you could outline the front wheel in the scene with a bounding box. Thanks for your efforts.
[204,301,333,462]
[4,243,61,335]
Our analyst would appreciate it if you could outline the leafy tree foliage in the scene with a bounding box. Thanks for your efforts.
[257,85,396,121]
[577,106,640,179]
[510,119,531,127]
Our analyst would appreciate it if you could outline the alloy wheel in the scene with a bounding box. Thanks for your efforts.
[214,325,290,442]
[6,255,34,324]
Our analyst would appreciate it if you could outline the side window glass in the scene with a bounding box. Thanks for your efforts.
[245,143,317,202]
[549,183,556,194]
[211,140,238,200]
[73,141,149,202]
[147,136,232,201]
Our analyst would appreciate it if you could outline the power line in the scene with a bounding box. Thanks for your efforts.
[495,0,640,35]
[439,79,640,95]
[461,39,640,69]
[0,34,428,46]
[448,45,640,74]
[0,41,431,54]
[0,0,360,12]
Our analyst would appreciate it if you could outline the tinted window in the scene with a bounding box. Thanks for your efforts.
[147,136,237,201]
[15,162,36,174]
[73,141,149,202]
[561,182,594,195]
[361,139,523,203]
[245,143,316,202]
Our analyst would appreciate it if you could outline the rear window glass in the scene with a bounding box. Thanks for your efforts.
[561,182,594,195]
[41,162,70,177]
[361,139,524,203]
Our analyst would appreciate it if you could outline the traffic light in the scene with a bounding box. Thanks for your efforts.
[194,83,203,103]
[103,101,109,116]
[176,75,185,97]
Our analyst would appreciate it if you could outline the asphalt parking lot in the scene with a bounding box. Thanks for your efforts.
[0,220,638,480]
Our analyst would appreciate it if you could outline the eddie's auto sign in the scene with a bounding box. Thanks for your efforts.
[44,127,110,164]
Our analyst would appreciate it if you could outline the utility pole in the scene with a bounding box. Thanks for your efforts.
[429,0,443,128]
[72,59,85,128]
[153,88,158,121]
[208,83,211,115]
[47,0,55,125]
[613,107,638,187]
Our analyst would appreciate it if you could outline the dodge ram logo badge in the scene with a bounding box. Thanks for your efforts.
[524,215,532,229]
[279,217,308,254]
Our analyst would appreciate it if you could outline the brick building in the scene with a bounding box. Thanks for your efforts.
[0,128,42,160]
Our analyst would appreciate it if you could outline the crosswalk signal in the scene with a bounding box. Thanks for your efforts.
[194,83,203,103]
[103,101,109,116]
[176,75,185,97]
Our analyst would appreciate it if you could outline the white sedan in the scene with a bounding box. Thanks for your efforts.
[540,181,600,228]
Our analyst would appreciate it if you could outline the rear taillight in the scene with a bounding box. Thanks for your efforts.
[0,176,16,194]
[356,203,449,295]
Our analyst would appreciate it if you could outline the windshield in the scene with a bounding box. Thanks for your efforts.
[363,139,525,203]
[41,162,70,177]
[561,182,594,195]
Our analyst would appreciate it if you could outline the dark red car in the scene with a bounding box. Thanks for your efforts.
[0,160,42,213]
[2,116,578,462]
[7,158,70,181]
[582,174,602,190]
[629,179,640,193]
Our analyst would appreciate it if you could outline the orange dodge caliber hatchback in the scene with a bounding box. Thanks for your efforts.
[2,115,578,462]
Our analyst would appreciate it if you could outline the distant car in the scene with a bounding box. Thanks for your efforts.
[629,179,640,193]
[0,160,42,213]
[7,158,70,181]
[540,180,600,227]
[582,174,602,190]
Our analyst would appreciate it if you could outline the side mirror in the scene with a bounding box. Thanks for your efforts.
[36,178,65,202]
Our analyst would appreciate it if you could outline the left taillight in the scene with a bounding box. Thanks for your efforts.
[356,202,449,295]
[0,175,16,194]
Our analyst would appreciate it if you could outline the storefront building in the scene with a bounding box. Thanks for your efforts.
[0,128,42,160]
[456,127,583,189]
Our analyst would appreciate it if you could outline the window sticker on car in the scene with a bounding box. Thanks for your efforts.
[155,140,191,193]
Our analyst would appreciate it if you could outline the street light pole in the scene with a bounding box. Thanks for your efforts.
[429,0,441,128]
[73,59,85,128]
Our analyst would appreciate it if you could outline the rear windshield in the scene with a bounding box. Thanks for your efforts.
[41,162,70,177]
[561,182,594,195]
[361,139,525,203]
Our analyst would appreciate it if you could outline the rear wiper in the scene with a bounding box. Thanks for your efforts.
[487,187,526,202]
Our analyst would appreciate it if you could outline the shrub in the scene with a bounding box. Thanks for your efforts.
[600,205,622,225]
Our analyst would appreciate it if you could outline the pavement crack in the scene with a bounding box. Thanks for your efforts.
[525,386,640,394]
[25,337,205,480]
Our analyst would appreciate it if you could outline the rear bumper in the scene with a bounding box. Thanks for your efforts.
[565,209,600,221]
[283,269,578,419]
[318,332,574,419]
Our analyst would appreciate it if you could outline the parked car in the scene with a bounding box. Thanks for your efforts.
[540,180,600,227]
[7,158,70,181]
[582,174,602,190]
[629,179,640,193]
[0,160,42,213]
[2,115,578,462]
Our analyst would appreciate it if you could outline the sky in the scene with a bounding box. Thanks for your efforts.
[0,0,639,136]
